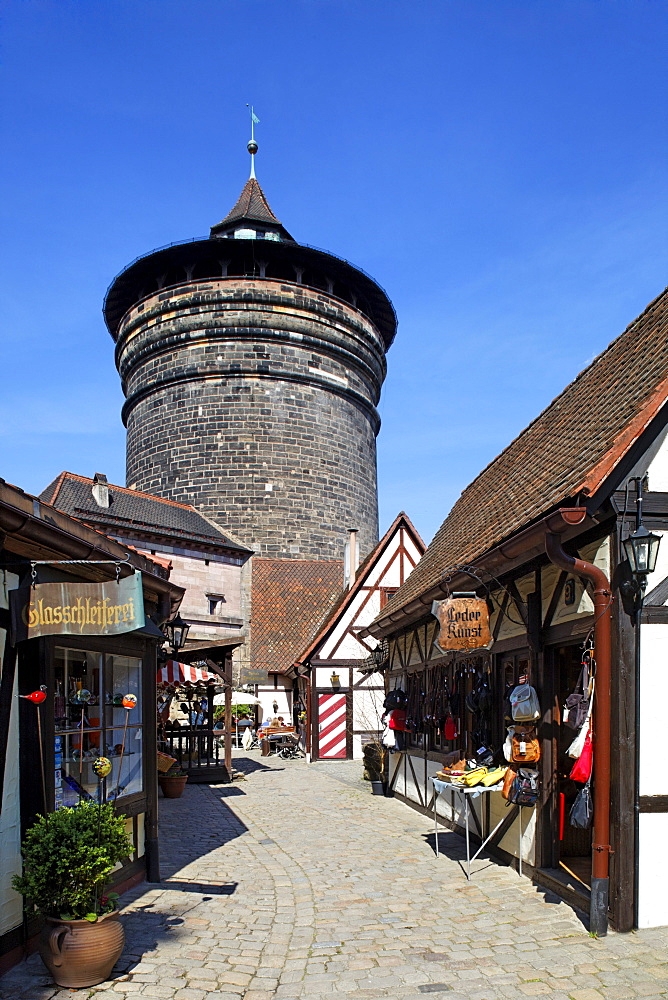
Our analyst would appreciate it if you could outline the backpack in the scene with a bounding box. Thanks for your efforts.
[510,683,541,722]
[511,726,540,763]
[384,689,407,711]
[507,768,540,806]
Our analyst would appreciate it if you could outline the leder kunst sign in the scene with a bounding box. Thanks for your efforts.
[431,595,491,653]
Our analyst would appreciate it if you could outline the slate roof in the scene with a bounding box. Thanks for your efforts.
[210,178,293,239]
[250,558,344,674]
[379,286,668,621]
[40,473,252,554]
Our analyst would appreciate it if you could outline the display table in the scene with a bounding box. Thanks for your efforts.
[430,776,524,881]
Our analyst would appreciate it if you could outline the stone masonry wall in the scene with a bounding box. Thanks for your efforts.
[117,279,386,560]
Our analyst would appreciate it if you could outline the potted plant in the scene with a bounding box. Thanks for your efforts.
[12,801,132,988]
[158,762,188,798]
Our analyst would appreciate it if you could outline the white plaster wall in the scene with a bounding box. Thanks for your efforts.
[256,677,292,722]
[647,425,668,491]
[639,623,668,796]
[314,666,350,689]
[0,570,23,937]
[638,813,668,928]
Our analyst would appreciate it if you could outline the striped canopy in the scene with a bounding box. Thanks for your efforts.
[157,660,218,686]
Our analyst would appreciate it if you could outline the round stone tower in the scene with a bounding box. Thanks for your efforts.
[104,150,396,560]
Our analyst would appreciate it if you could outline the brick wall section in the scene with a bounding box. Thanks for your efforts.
[116,279,387,560]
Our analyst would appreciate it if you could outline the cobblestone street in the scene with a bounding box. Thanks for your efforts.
[3,752,668,1000]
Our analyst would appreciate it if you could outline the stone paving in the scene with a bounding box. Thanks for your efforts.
[3,751,668,1000]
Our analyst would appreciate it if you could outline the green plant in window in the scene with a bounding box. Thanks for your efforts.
[12,802,132,920]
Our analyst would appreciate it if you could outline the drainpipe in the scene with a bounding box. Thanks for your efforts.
[545,512,613,937]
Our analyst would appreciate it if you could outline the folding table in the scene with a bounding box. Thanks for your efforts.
[430,776,524,881]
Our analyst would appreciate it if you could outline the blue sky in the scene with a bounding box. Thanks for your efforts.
[1,0,666,544]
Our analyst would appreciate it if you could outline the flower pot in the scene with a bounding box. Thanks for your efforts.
[39,911,125,988]
[371,780,386,796]
[159,773,188,798]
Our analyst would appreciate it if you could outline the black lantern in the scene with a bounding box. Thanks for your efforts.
[623,525,662,577]
[164,612,190,654]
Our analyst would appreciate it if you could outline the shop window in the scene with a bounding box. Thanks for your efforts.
[54,648,143,809]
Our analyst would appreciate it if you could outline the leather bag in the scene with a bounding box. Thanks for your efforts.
[511,726,540,764]
[569,728,593,783]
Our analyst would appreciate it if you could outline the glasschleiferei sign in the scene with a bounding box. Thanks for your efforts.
[431,595,491,653]
[10,571,145,641]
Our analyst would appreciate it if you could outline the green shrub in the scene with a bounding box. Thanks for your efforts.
[12,802,132,920]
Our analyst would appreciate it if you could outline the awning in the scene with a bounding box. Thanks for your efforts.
[157,660,219,686]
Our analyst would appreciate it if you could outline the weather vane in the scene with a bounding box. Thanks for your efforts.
[246,104,260,178]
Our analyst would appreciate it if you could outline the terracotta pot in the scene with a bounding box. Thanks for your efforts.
[159,773,188,798]
[39,911,125,988]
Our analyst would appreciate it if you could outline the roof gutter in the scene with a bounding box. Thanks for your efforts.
[545,511,613,938]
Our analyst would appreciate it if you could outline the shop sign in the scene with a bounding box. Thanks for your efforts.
[431,595,491,653]
[239,667,268,685]
[10,572,145,642]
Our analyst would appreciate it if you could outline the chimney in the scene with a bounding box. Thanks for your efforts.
[92,472,110,509]
[344,528,359,590]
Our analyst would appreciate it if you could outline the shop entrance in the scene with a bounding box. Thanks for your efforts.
[551,643,593,893]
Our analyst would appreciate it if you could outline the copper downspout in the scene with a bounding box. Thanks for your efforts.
[545,511,613,937]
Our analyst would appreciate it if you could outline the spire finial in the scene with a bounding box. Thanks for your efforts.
[246,104,259,179]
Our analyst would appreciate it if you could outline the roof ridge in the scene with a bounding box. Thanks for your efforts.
[55,472,205,513]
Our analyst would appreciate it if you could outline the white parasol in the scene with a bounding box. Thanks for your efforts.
[213,691,261,706]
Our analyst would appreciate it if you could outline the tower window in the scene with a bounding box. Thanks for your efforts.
[207,594,226,615]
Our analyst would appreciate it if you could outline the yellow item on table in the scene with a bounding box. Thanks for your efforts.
[462,767,488,787]
[480,767,507,786]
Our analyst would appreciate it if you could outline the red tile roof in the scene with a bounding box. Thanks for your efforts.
[379,287,668,621]
[250,558,344,675]
[212,178,283,229]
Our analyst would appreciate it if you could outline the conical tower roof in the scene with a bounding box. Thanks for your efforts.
[210,178,294,241]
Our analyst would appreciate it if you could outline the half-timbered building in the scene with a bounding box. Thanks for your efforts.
[365,288,668,932]
[293,513,424,760]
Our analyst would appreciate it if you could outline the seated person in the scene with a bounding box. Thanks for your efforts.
[237,713,253,729]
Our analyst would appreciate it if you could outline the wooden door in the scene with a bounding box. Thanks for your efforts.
[316,693,347,759]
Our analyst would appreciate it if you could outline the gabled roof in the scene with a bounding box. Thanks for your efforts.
[250,558,344,675]
[40,473,252,555]
[295,513,425,666]
[210,178,294,240]
[379,286,668,622]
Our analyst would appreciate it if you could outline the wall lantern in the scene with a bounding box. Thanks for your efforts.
[623,525,662,578]
[330,672,340,688]
[620,476,662,617]
[164,612,191,654]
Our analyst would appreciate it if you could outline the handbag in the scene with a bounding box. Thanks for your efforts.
[569,780,593,828]
[563,660,591,731]
[388,709,410,732]
[443,714,458,740]
[569,727,593,782]
[501,766,516,800]
[510,683,541,722]
[567,679,594,758]
[511,726,540,763]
